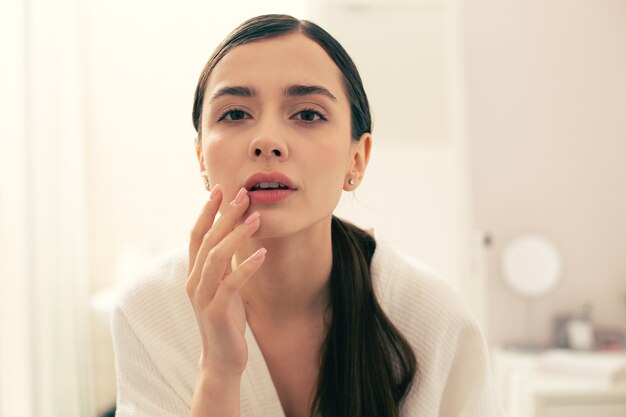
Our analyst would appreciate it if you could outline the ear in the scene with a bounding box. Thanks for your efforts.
[344,132,372,191]
[196,139,210,190]
[195,139,206,172]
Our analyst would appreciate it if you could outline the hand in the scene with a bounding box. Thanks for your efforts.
[187,185,265,378]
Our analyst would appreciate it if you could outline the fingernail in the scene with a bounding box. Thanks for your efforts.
[231,187,248,205]
[209,184,221,200]
[244,211,260,225]
[251,248,267,261]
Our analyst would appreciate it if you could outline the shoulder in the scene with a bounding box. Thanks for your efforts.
[111,247,201,413]
[370,239,498,413]
[371,238,472,323]
[370,238,483,356]
[111,246,199,355]
[114,246,190,318]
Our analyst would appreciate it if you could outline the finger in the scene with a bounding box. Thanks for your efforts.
[188,185,223,276]
[195,211,261,300]
[189,185,223,271]
[191,186,251,278]
[212,247,267,312]
[224,258,233,276]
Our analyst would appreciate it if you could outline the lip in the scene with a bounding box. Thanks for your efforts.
[244,171,297,204]
[244,171,297,192]
[244,171,297,205]
[248,189,295,204]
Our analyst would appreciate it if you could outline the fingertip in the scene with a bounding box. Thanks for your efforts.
[244,211,261,226]
[250,247,267,262]
[230,187,249,206]
[209,184,222,201]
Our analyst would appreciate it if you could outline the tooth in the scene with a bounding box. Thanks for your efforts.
[252,181,288,190]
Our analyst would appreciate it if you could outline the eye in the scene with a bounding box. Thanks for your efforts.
[292,109,327,123]
[218,109,251,122]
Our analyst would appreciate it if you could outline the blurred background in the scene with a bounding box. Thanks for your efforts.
[1,0,625,416]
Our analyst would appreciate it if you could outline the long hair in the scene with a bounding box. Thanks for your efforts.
[191,14,417,416]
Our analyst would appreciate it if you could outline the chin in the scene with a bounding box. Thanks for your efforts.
[251,216,298,240]
[251,211,333,242]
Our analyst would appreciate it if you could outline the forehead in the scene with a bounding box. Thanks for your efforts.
[206,32,345,98]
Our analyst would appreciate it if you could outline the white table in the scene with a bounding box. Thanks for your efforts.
[492,347,626,417]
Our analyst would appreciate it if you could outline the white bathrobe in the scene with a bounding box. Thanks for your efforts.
[112,234,501,416]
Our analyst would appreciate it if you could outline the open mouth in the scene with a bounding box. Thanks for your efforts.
[249,182,291,191]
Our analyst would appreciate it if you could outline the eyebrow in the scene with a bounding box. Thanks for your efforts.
[209,86,256,103]
[208,84,337,103]
[285,85,337,101]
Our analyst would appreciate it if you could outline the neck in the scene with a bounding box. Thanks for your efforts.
[234,216,333,324]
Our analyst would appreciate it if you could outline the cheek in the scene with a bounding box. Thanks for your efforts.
[205,142,222,171]
[309,141,351,190]
[203,138,240,197]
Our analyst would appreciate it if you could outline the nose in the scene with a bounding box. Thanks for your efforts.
[248,127,289,161]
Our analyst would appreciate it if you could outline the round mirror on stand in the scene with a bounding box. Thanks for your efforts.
[500,234,562,349]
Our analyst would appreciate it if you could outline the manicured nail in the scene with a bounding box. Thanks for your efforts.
[209,184,221,200]
[244,211,260,225]
[231,187,248,205]
[250,248,267,261]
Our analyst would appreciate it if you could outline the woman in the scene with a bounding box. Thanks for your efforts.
[112,14,500,417]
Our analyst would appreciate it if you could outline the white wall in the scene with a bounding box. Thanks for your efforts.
[0,1,31,415]
[2,0,95,414]
[462,0,626,347]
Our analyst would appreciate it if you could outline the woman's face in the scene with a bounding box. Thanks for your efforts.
[197,33,370,239]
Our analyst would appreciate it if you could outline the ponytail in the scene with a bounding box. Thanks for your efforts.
[311,216,418,417]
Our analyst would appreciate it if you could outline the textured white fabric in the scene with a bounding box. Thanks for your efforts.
[112,237,501,417]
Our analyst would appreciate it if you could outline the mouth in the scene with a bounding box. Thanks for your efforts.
[244,172,297,205]
[249,182,292,192]
[244,171,297,192]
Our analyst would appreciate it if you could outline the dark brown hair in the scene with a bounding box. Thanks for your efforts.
[191,14,417,417]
